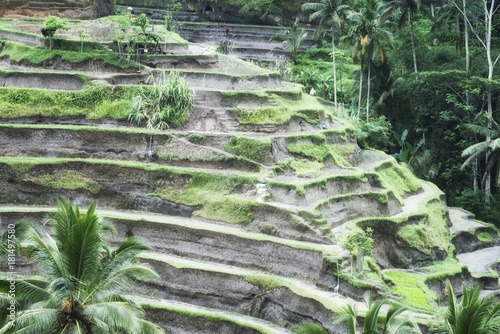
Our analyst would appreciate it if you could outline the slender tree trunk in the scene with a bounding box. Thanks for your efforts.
[357,60,363,120]
[484,0,495,203]
[473,158,479,192]
[463,0,469,107]
[463,0,469,77]
[366,55,371,122]
[332,25,338,112]
[410,10,418,74]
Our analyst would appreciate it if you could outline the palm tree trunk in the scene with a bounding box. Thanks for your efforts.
[485,154,491,204]
[410,10,418,74]
[332,26,338,112]
[473,158,479,192]
[357,70,363,120]
[357,58,364,120]
[366,55,371,122]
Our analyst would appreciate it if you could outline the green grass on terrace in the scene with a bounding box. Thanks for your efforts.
[23,170,101,194]
[374,158,422,203]
[0,40,141,69]
[224,136,271,162]
[150,173,257,224]
[0,85,139,120]
[384,271,435,310]
[230,93,326,125]
[0,123,165,135]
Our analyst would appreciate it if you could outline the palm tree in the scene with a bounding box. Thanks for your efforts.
[343,0,392,121]
[334,293,421,334]
[444,283,500,334]
[382,0,421,74]
[0,199,163,334]
[302,0,346,111]
[269,18,309,65]
[461,113,500,202]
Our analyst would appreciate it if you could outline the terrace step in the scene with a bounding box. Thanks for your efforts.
[136,251,355,331]
[0,205,339,282]
[131,296,293,334]
[134,251,434,331]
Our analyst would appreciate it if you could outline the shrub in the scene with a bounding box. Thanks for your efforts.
[356,116,393,150]
[127,71,194,130]
[42,16,69,50]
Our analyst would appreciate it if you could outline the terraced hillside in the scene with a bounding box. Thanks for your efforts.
[0,16,498,333]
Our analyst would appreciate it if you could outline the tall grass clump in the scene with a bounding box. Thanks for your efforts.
[127,71,194,130]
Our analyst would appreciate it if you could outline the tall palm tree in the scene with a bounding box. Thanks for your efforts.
[382,0,421,74]
[444,283,500,334]
[462,113,500,201]
[302,0,346,111]
[269,18,308,65]
[343,0,392,121]
[0,199,163,334]
[334,293,421,334]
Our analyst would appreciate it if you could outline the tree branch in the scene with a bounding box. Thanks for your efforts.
[451,1,486,49]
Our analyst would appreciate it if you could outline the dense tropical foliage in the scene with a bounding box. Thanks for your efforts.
[288,0,500,226]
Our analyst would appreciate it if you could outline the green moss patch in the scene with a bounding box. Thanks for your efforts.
[397,223,433,255]
[150,173,255,224]
[187,133,206,144]
[0,85,136,119]
[230,93,325,125]
[0,40,140,69]
[477,232,494,242]
[287,143,330,162]
[224,136,271,162]
[393,198,449,254]
[0,123,164,135]
[194,196,254,224]
[425,199,450,252]
[287,142,354,168]
[244,274,282,290]
[289,160,324,178]
[425,259,467,281]
[140,302,273,334]
[375,159,422,200]
[384,271,433,310]
[329,145,355,168]
[23,170,101,194]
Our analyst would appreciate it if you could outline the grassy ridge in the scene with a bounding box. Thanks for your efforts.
[0,40,141,69]
[0,85,137,119]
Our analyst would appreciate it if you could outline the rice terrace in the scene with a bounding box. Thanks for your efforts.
[0,0,500,333]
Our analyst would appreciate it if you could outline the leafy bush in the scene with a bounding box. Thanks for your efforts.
[127,71,194,130]
[43,16,69,50]
[356,116,393,150]
[456,190,500,226]
[131,13,149,34]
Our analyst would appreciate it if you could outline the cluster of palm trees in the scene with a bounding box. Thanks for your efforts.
[301,0,422,122]
[0,199,164,334]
